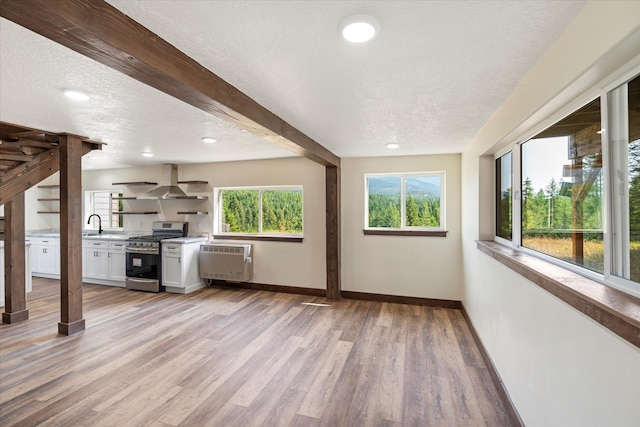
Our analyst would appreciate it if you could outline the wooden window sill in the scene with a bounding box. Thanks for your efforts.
[477,240,640,348]
[363,229,447,237]
[213,234,303,243]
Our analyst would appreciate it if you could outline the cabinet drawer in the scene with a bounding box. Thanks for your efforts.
[162,243,182,254]
[109,241,126,251]
[35,238,57,246]
[83,240,109,249]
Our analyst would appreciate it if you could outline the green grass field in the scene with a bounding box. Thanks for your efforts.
[522,237,640,282]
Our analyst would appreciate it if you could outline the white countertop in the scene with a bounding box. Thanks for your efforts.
[162,237,208,244]
[26,230,144,241]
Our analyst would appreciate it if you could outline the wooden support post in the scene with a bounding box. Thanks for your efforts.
[326,165,341,301]
[58,134,85,336]
[2,192,28,324]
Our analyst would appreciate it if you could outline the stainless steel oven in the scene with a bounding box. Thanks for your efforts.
[125,221,187,292]
[125,244,161,292]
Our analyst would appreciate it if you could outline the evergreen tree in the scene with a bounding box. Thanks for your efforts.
[406,195,419,226]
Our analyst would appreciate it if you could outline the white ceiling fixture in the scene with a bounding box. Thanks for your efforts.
[386,143,400,149]
[341,15,379,43]
[62,89,90,101]
[202,137,216,144]
[141,152,154,157]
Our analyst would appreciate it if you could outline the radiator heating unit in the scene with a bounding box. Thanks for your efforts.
[199,243,253,282]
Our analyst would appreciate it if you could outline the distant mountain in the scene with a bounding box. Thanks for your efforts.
[368,176,440,198]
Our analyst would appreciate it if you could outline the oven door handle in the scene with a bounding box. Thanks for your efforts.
[126,248,159,255]
[126,277,158,283]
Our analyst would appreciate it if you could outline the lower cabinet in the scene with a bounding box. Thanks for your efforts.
[31,237,60,278]
[108,241,126,282]
[83,239,126,287]
[161,240,204,294]
[85,241,109,281]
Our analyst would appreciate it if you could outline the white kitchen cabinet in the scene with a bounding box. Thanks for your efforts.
[82,238,126,287]
[32,237,60,278]
[161,238,205,294]
[108,241,126,282]
[84,240,109,281]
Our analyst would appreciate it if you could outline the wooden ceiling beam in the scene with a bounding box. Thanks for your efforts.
[0,0,340,167]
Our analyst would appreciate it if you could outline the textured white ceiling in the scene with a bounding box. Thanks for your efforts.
[0,1,586,170]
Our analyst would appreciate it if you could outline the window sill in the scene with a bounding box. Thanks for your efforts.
[477,240,640,348]
[363,229,447,237]
[213,234,303,243]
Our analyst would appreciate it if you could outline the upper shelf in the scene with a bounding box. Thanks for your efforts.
[37,184,59,189]
[112,181,157,186]
[177,180,208,185]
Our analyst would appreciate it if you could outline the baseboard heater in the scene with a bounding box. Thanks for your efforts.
[199,243,253,282]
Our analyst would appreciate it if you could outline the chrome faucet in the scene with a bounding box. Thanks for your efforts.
[87,214,103,234]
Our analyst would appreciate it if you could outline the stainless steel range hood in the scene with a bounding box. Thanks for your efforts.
[137,164,188,200]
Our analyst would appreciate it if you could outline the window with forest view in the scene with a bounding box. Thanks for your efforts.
[496,70,640,296]
[496,152,512,240]
[366,172,444,230]
[521,98,604,273]
[218,187,303,236]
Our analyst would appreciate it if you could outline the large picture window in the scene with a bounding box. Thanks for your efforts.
[521,98,604,273]
[365,172,444,230]
[495,71,640,296]
[217,186,303,237]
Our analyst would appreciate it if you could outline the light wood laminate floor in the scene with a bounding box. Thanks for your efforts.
[1,278,513,426]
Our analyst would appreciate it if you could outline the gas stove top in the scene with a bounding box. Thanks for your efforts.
[125,222,188,252]
[128,235,167,243]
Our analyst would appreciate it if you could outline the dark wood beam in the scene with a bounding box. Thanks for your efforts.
[0,0,340,167]
[2,192,29,324]
[58,134,85,336]
[326,165,341,300]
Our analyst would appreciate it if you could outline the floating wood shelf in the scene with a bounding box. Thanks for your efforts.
[112,181,157,185]
[37,211,60,214]
[113,197,138,200]
[177,180,208,185]
[115,211,158,215]
[172,196,208,200]
[37,184,59,189]
[177,211,209,215]
[37,198,60,201]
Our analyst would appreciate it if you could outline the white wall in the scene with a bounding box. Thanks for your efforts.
[341,154,462,300]
[462,2,640,426]
[25,173,60,231]
[26,157,327,290]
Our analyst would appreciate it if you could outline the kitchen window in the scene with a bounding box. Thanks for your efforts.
[215,186,303,239]
[495,71,640,296]
[85,191,123,230]
[364,172,445,234]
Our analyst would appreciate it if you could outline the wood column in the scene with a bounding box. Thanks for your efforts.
[58,134,85,336]
[326,165,341,300]
[2,192,28,324]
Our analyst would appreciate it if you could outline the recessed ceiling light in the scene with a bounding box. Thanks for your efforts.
[386,143,400,149]
[141,152,154,157]
[63,89,90,101]
[341,15,379,43]
[202,137,217,144]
